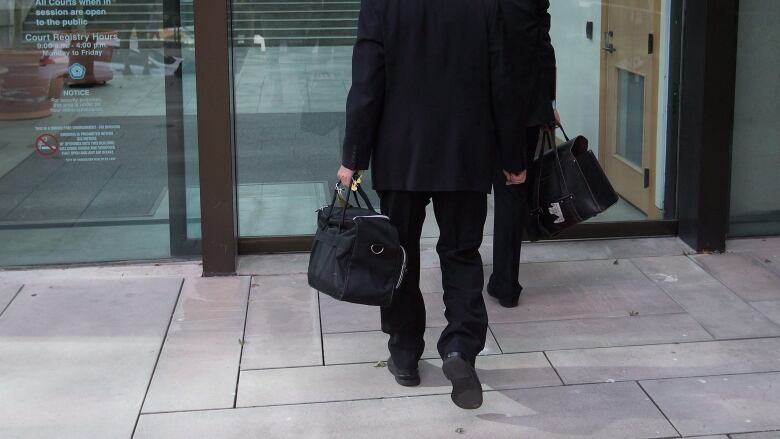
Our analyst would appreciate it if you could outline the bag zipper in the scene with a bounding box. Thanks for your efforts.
[352,215,390,220]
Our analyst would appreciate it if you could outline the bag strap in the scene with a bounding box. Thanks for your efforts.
[557,123,571,142]
[322,174,376,232]
[531,130,572,213]
[354,183,375,212]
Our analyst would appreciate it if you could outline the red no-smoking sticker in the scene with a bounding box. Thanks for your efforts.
[35,133,60,157]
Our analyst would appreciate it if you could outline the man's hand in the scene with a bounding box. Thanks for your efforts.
[503,170,527,186]
[337,165,356,187]
[554,108,561,127]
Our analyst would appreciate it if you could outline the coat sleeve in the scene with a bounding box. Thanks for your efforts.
[489,0,528,173]
[539,0,557,101]
[342,0,385,171]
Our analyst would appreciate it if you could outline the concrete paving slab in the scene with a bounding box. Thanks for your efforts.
[238,253,309,276]
[519,237,690,264]
[751,301,780,326]
[640,372,780,437]
[485,280,683,324]
[142,277,251,414]
[660,281,780,339]
[241,274,322,369]
[319,292,447,333]
[0,261,202,283]
[319,294,381,333]
[507,258,651,288]
[752,251,780,277]
[492,313,712,353]
[322,326,502,365]
[238,353,560,407]
[239,238,683,280]
[547,338,780,384]
[138,382,675,439]
[0,283,21,315]
[693,253,780,302]
[633,255,722,285]
[730,432,780,439]
[633,257,780,339]
[0,277,181,439]
[727,237,780,253]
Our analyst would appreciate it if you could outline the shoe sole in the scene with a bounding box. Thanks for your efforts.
[443,356,483,409]
[388,361,420,387]
[394,375,421,387]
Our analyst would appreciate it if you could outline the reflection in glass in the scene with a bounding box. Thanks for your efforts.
[0,0,200,266]
[616,69,645,168]
[232,1,357,237]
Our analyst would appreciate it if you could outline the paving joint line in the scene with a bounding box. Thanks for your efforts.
[636,380,683,438]
[487,310,691,328]
[130,278,186,439]
[542,351,566,386]
[448,333,780,356]
[0,284,24,319]
[316,284,326,366]
[233,276,253,408]
[141,383,569,415]
[488,325,504,354]
[727,430,780,438]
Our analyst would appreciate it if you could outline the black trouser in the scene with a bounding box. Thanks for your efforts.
[378,191,488,370]
[489,127,541,303]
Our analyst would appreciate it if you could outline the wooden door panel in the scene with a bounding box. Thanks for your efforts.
[600,0,660,217]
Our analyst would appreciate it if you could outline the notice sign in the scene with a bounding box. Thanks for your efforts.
[35,124,119,162]
[53,89,104,114]
[24,1,118,58]
[32,0,112,27]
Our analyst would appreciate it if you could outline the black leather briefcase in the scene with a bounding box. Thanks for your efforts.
[308,180,407,306]
[528,127,619,240]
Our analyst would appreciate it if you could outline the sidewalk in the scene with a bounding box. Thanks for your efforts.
[2,237,780,439]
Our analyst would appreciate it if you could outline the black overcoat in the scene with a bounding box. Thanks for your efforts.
[500,0,557,127]
[342,0,529,193]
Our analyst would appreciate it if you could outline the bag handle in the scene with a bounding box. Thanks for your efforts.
[322,173,375,232]
[531,128,572,214]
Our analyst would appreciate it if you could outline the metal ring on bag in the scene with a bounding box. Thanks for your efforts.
[370,245,385,255]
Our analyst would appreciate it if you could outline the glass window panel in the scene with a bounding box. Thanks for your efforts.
[232,2,359,238]
[729,0,780,236]
[232,0,678,239]
[551,0,671,221]
[0,0,200,266]
[616,68,645,168]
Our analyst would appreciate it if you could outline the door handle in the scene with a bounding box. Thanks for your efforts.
[602,31,616,53]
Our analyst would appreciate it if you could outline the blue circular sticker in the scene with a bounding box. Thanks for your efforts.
[68,63,87,81]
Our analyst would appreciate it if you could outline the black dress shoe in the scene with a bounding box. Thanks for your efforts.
[487,282,520,308]
[442,352,482,409]
[387,356,420,387]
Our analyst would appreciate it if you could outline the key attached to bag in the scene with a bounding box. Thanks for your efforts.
[351,173,363,192]
[337,172,363,207]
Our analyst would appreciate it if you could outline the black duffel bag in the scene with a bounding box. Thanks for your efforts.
[308,180,407,306]
[528,126,619,240]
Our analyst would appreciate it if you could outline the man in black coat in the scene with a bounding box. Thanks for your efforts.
[488,0,560,308]
[337,0,529,409]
